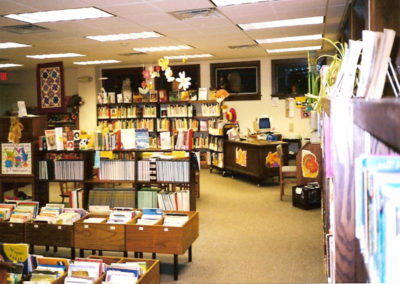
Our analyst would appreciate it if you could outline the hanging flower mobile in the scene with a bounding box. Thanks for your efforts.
[165,67,175,82]
[176,71,191,91]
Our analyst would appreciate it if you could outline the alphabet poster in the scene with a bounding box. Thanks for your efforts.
[1,143,32,174]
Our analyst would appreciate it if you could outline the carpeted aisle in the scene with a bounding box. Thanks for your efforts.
[157,169,326,283]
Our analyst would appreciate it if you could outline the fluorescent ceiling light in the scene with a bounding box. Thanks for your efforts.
[74,60,120,65]
[166,54,213,60]
[133,45,192,53]
[26,53,85,59]
[0,42,31,49]
[86,31,162,42]
[266,45,321,53]
[256,34,322,44]
[239,16,324,30]
[5,7,113,24]
[0,63,23,68]
[212,0,276,6]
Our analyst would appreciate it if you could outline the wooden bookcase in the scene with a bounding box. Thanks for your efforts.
[322,98,400,282]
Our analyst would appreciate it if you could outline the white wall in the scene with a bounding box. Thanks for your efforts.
[0,67,78,115]
[1,57,312,139]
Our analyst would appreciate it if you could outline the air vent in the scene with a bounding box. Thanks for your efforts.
[170,8,221,20]
[118,52,145,57]
[228,44,259,49]
[0,24,50,34]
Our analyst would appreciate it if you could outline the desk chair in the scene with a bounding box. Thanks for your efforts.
[276,144,297,201]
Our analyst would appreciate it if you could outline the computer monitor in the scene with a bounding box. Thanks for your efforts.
[254,115,271,133]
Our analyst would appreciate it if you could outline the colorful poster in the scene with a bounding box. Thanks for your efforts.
[235,147,247,167]
[1,143,32,174]
[301,150,319,178]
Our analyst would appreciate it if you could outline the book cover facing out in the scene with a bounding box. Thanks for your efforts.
[135,129,150,149]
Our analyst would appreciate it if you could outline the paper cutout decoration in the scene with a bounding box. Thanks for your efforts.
[235,147,247,167]
[176,71,191,91]
[265,151,280,168]
[301,150,319,178]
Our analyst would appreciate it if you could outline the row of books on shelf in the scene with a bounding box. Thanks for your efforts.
[98,88,220,104]
[211,152,224,168]
[209,137,224,152]
[97,105,157,119]
[97,103,219,120]
[1,243,151,284]
[137,188,190,212]
[355,155,400,283]
[98,160,135,181]
[38,159,84,181]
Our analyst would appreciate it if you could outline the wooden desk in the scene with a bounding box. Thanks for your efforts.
[224,140,288,185]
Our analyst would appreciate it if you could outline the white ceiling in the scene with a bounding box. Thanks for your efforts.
[0,0,350,70]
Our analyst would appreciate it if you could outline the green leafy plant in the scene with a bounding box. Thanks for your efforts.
[306,38,348,113]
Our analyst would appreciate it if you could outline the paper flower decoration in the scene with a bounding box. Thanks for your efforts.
[182,56,187,63]
[176,71,191,91]
[142,69,151,80]
[149,66,160,78]
[165,67,175,82]
[158,57,169,71]
[138,81,149,94]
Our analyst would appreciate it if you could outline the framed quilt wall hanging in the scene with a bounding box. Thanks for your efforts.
[36,61,66,113]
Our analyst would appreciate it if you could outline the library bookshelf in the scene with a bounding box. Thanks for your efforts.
[321,98,400,282]
[37,149,197,211]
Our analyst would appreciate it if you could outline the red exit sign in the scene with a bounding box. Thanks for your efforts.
[0,72,7,81]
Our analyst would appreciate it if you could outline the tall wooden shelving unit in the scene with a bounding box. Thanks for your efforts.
[322,0,400,281]
[322,98,400,282]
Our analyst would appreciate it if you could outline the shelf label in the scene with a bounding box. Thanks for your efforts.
[139,226,143,231]
[9,224,13,228]
[34,224,39,228]
[84,225,89,229]
[58,226,62,230]
[164,228,169,232]
[110,226,115,230]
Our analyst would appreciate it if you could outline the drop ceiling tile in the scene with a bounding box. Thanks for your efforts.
[149,0,214,13]
[244,25,324,39]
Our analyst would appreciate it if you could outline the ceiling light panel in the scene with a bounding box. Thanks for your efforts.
[256,34,322,44]
[26,53,85,59]
[239,16,324,30]
[166,54,213,60]
[86,31,163,42]
[4,7,114,24]
[0,42,31,49]
[0,63,23,68]
[211,0,278,6]
[74,60,120,65]
[133,45,192,53]
[266,45,321,53]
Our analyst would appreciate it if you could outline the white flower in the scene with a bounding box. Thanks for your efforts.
[165,67,175,82]
[176,71,191,91]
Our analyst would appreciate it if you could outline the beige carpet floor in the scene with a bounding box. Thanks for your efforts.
[27,169,326,283]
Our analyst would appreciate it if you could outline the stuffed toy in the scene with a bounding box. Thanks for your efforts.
[8,117,24,144]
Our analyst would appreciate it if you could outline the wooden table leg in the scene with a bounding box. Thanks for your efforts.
[188,246,192,262]
[174,254,178,281]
